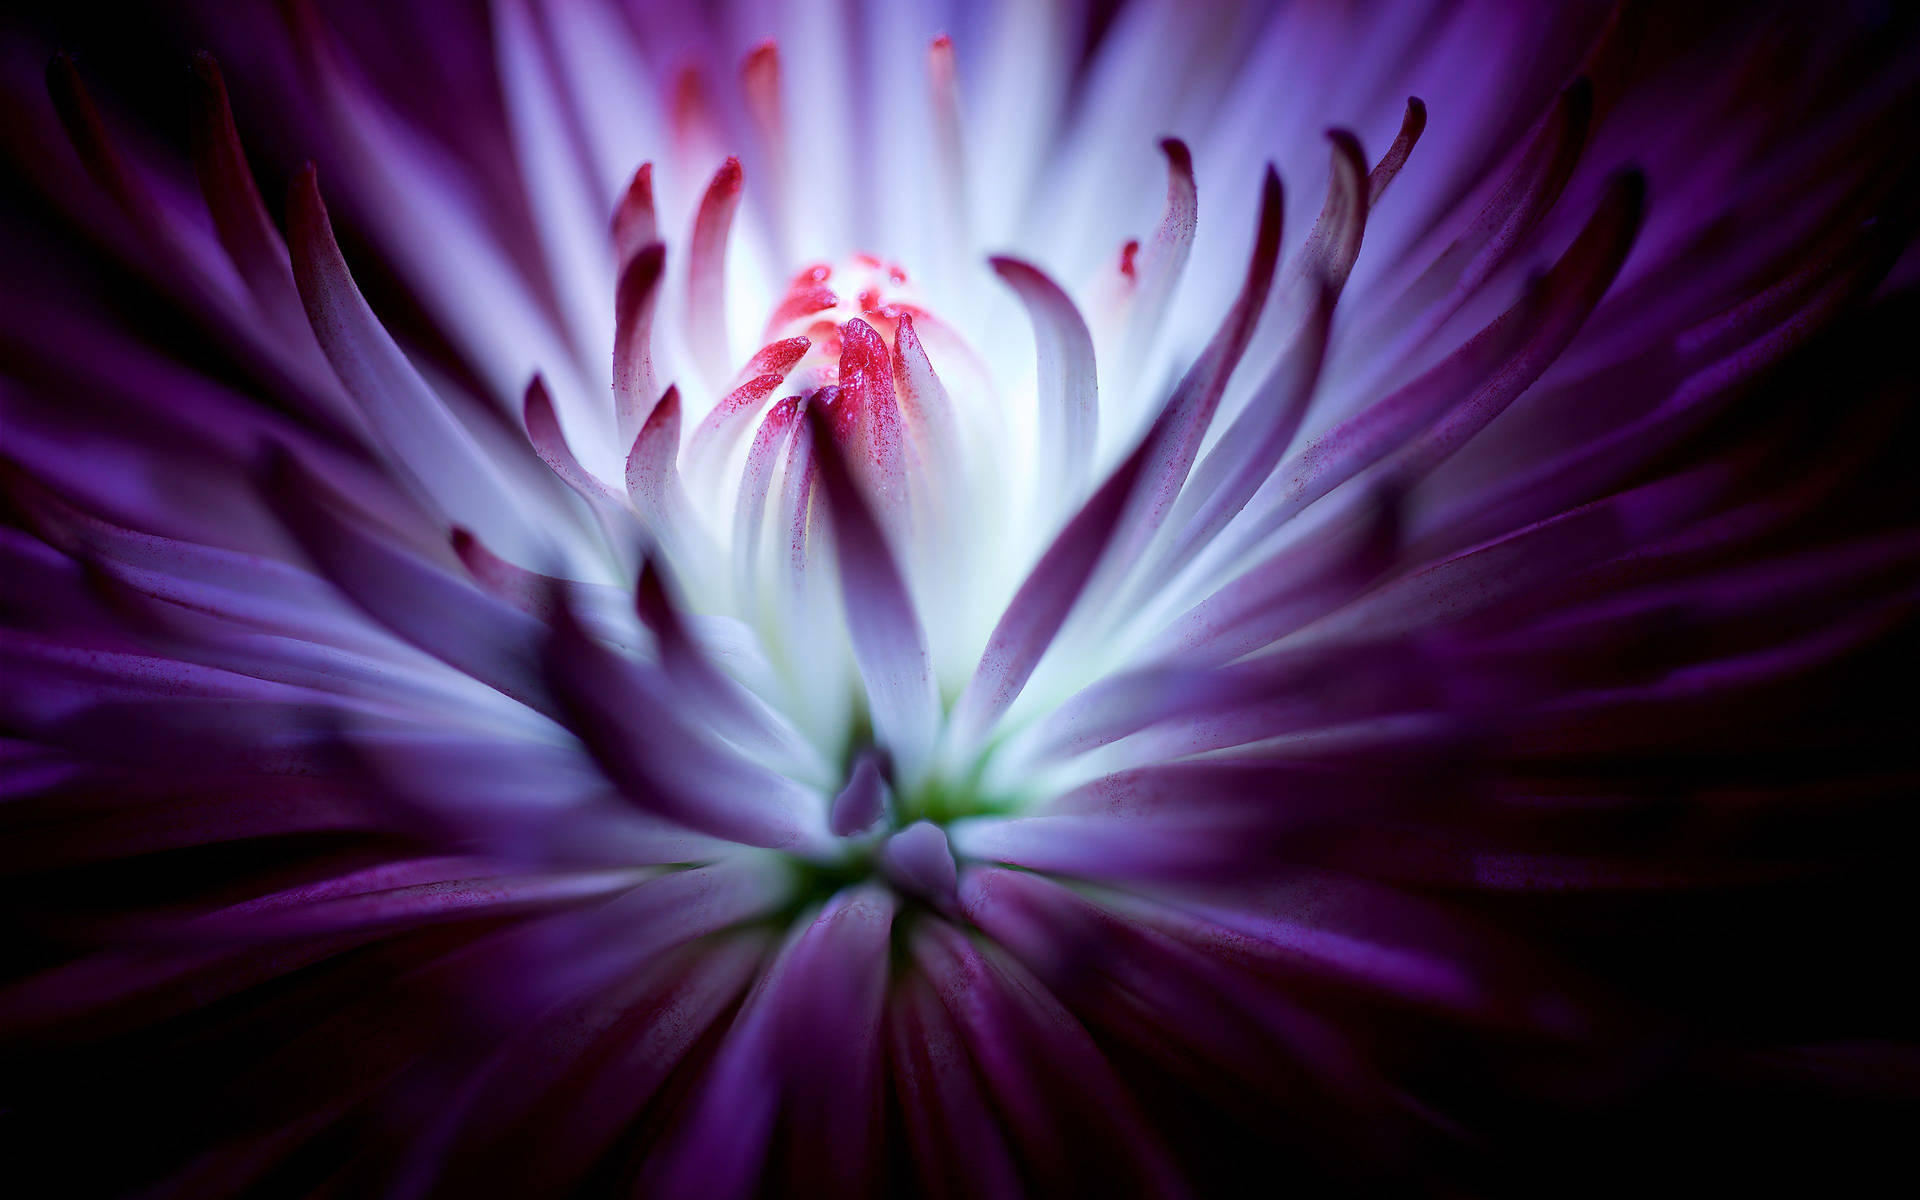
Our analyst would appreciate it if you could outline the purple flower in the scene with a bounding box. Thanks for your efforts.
[3,1,1917,1194]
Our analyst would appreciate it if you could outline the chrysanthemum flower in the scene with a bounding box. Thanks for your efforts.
[3,1,1917,1194]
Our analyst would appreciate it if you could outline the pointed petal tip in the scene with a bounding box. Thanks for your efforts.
[829,753,891,837]
[521,372,555,432]
[1324,128,1365,162]
[287,159,321,215]
[630,384,683,461]
[1252,163,1286,258]
[634,551,676,629]
[881,820,958,904]
[1261,161,1283,208]
[613,162,658,247]
[283,164,329,260]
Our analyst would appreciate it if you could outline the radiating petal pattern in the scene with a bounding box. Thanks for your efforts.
[1,2,1916,1195]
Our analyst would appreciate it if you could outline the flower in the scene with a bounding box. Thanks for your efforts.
[2,0,1917,1194]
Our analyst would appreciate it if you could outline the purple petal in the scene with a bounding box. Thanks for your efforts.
[1117,138,1199,383]
[1230,170,1645,566]
[643,888,895,1198]
[806,404,939,776]
[948,435,1153,748]
[1109,165,1286,575]
[285,163,535,557]
[829,750,891,837]
[879,820,959,906]
[1148,278,1333,587]
[187,53,331,362]
[524,374,621,506]
[263,451,558,718]
[889,973,1025,1197]
[542,594,812,849]
[1366,97,1428,207]
[635,556,820,773]
[613,242,667,445]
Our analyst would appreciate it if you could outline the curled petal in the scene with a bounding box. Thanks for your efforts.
[1291,130,1370,304]
[187,53,316,349]
[1445,77,1596,302]
[285,164,534,558]
[611,161,657,271]
[1118,138,1199,382]
[1366,96,1427,207]
[688,373,784,479]
[909,918,1187,1195]
[926,34,970,265]
[1359,77,1595,370]
[494,0,609,367]
[613,242,667,445]
[991,257,1099,502]
[1229,169,1647,569]
[191,864,651,943]
[625,386,701,569]
[525,375,621,507]
[740,41,791,257]
[1149,279,1334,586]
[1100,165,1285,596]
[1313,464,1732,645]
[687,156,744,384]
[422,934,769,1195]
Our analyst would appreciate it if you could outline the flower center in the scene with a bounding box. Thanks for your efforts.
[762,254,925,386]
